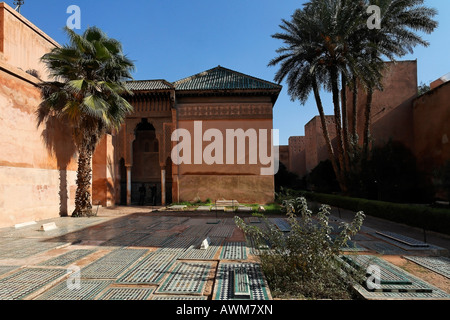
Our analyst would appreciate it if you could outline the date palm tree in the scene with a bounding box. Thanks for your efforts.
[37,26,134,217]
[269,0,437,193]
[269,0,379,193]
[360,0,438,157]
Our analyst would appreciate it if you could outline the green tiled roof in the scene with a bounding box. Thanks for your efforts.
[125,80,174,91]
[173,66,282,91]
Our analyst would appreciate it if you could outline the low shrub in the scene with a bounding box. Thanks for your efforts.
[235,197,365,299]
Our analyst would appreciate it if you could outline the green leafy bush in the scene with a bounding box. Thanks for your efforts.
[235,197,365,299]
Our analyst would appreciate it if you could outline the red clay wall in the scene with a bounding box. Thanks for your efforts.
[0,3,78,228]
[413,82,450,174]
[346,60,417,151]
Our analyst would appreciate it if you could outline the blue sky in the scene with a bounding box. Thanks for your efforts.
[12,0,450,145]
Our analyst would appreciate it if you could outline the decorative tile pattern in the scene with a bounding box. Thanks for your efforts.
[214,263,270,300]
[39,249,96,267]
[375,231,429,247]
[133,235,174,248]
[341,255,412,285]
[357,240,407,255]
[180,237,224,260]
[155,262,212,295]
[35,280,112,300]
[208,225,235,238]
[151,295,207,300]
[220,242,247,260]
[96,287,154,300]
[0,268,67,300]
[179,225,212,238]
[404,256,450,279]
[117,251,180,285]
[81,249,148,279]
[0,238,69,259]
[0,266,19,277]
[270,218,291,232]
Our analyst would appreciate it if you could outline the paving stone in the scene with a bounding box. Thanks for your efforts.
[117,251,180,285]
[0,268,67,300]
[81,248,148,279]
[196,206,212,211]
[155,261,213,295]
[97,287,154,300]
[214,263,271,300]
[35,280,113,300]
[404,256,450,279]
[220,242,247,260]
[39,249,96,267]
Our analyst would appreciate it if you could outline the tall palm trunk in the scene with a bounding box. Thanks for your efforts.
[341,73,351,174]
[362,86,373,158]
[72,140,93,217]
[351,76,358,144]
[312,78,346,193]
[330,68,348,193]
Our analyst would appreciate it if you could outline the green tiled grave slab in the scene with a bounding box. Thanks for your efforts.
[270,218,291,232]
[0,268,67,300]
[340,241,369,252]
[179,225,212,238]
[357,240,407,255]
[151,295,207,300]
[341,255,412,285]
[214,263,271,300]
[39,249,96,266]
[155,261,213,295]
[208,225,235,238]
[159,237,197,254]
[117,251,180,285]
[349,260,450,300]
[180,237,224,260]
[133,234,175,248]
[81,248,148,279]
[220,242,247,260]
[375,231,429,247]
[246,236,271,255]
[35,280,112,300]
[0,266,19,277]
[404,256,450,279]
[100,232,148,247]
[371,233,445,252]
[0,238,69,259]
[96,287,154,300]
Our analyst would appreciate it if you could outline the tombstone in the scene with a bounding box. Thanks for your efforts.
[200,237,211,250]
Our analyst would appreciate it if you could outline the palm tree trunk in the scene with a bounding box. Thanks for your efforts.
[351,76,358,144]
[341,73,351,174]
[72,142,93,217]
[362,86,373,158]
[330,68,348,193]
[312,78,346,193]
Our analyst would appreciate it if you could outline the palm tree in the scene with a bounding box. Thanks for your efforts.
[269,0,378,193]
[360,0,438,157]
[37,26,135,217]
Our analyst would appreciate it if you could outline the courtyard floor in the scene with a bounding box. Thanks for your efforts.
[0,205,449,300]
